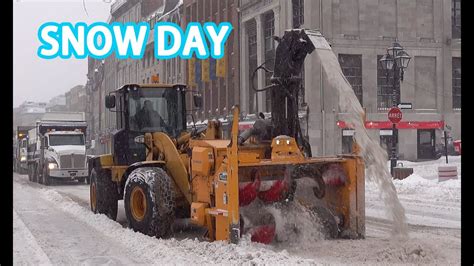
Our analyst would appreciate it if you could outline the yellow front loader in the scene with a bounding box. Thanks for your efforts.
[88,29,365,244]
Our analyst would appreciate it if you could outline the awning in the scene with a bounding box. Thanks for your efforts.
[337,120,444,129]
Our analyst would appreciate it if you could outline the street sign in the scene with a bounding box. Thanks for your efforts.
[388,107,402,123]
[397,103,412,109]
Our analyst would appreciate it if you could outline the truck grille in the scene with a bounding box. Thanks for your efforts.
[59,154,86,169]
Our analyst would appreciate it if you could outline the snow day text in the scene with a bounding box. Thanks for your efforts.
[37,22,233,60]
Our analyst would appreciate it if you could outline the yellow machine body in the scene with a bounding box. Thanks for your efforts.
[94,102,365,243]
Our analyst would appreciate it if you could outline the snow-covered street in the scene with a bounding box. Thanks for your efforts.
[13,156,461,265]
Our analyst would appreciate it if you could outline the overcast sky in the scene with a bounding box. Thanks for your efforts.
[13,0,112,107]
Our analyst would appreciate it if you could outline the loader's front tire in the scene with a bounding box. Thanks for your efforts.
[90,168,118,220]
[124,167,175,238]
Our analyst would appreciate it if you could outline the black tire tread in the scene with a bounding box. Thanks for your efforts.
[91,168,118,220]
[124,167,175,238]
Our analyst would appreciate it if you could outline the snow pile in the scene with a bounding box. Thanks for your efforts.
[40,188,318,265]
[372,238,439,264]
[265,202,325,248]
[365,156,461,229]
[367,157,461,204]
[393,174,460,203]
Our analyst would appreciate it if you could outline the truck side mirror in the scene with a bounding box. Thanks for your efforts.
[105,95,116,108]
[193,93,202,109]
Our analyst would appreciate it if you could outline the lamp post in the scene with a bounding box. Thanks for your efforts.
[379,41,411,176]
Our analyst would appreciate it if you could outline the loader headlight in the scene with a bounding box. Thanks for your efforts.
[276,140,280,145]
[286,140,290,145]
[20,156,26,162]
[48,163,58,169]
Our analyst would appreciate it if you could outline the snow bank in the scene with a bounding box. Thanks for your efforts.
[366,156,461,229]
[40,188,318,265]
[367,157,461,204]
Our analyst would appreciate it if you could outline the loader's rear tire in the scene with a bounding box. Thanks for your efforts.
[124,167,175,238]
[90,168,118,220]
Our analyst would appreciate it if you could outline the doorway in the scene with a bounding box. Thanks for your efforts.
[417,129,436,159]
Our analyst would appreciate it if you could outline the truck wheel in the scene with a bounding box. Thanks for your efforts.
[42,166,51,186]
[90,168,118,220]
[124,167,175,238]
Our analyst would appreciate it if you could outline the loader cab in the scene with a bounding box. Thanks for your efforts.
[105,84,187,165]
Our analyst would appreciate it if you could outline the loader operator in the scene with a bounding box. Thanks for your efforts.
[136,100,168,130]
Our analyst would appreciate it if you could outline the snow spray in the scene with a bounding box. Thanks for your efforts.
[312,42,408,237]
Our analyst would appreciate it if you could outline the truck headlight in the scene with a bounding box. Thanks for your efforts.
[20,156,26,162]
[48,163,58,169]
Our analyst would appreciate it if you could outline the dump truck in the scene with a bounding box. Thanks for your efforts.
[14,126,34,174]
[88,29,365,244]
[27,112,88,185]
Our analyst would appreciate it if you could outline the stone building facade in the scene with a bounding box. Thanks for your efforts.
[239,0,461,160]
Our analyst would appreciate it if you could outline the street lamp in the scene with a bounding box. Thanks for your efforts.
[380,53,394,71]
[379,41,411,176]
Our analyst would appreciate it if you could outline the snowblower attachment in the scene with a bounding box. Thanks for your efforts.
[188,105,365,244]
[187,29,365,244]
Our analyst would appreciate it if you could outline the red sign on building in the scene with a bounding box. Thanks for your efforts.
[337,120,444,129]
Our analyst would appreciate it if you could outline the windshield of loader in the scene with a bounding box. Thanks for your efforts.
[128,87,185,137]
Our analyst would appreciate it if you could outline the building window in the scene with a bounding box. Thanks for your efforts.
[247,19,257,114]
[377,55,399,110]
[452,57,461,109]
[452,0,461,39]
[292,0,304,28]
[338,54,363,106]
[264,12,275,112]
